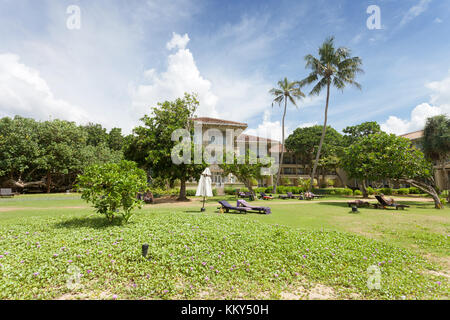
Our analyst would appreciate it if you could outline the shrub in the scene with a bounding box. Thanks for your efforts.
[395,188,410,195]
[331,188,353,196]
[366,187,375,195]
[224,187,235,195]
[376,188,392,195]
[298,178,311,191]
[254,187,265,194]
[354,190,362,196]
[327,179,335,187]
[76,160,148,223]
[409,187,421,194]
[276,186,286,194]
[186,189,196,197]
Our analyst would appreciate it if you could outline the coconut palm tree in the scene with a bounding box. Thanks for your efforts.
[269,78,305,193]
[300,36,363,191]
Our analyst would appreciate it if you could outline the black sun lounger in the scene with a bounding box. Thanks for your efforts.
[237,200,271,214]
[374,195,410,210]
[218,200,249,213]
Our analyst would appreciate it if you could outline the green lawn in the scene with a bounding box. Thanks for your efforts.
[0,193,448,300]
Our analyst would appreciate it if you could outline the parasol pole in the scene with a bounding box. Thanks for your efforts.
[201,172,206,212]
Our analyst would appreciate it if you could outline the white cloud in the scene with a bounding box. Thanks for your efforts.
[400,0,432,26]
[246,109,319,142]
[381,74,450,134]
[381,103,446,134]
[426,75,450,105]
[166,32,190,50]
[131,32,219,118]
[246,110,286,142]
[0,53,89,122]
[209,73,272,122]
[434,17,443,23]
[131,32,276,124]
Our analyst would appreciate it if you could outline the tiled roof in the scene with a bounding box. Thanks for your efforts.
[400,130,424,140]
[191,117,248,127]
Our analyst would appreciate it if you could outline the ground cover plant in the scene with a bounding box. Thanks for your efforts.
[0,194,448,300]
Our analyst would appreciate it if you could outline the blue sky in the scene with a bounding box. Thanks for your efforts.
[0,0,449,140]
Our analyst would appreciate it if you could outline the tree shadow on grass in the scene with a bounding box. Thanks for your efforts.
[317,200,438,211]
[317,202,354,208]
[53,216,135,230]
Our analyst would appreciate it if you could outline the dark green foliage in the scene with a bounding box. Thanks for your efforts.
[124,93,206,200]
[76,160,148,223]
[343,121,382,146]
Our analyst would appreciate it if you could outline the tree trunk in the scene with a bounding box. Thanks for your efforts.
[178,178,188,201]
[46,171,52,194]
[273,98,287,194]
[360,179,369,198]
[335,169,345,187]
[440,160,449,202]
[399,178,442,209]
[309,81,330,191]
[4,179,46,190]
[246,179,254,195]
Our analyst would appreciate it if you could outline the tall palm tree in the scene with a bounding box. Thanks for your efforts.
[300,36,363,191]
[269,78,305,193]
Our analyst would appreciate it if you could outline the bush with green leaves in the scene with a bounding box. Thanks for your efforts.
[76,160,148,223]
[409,187,421,194]
[395,188,410,195]
[375,188,392,196]
[328,188,353,196]
[366,187,375,195]
[353,190,362,196]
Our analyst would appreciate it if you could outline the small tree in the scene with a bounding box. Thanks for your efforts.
[341,133,443,209]
[125,93,206,201]
[77,160,148,223]
[342,121,383,197]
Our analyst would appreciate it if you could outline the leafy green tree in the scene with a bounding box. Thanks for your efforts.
[300,36,363,191]
[77,160,147,223]
[343,121,381,146]
[108,127,124,151]
[341,132,443,208]
[422,115,450,199]
[0,116,42,184]
[82,123,109,147]
[78,144,123,168]
[125,93,206,200]
[342,121,383,196]
[39,120,88,193]
[285,125,344,184]
[269,78,305,193]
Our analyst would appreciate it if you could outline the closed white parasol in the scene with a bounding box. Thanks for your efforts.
[196,168,213,211]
